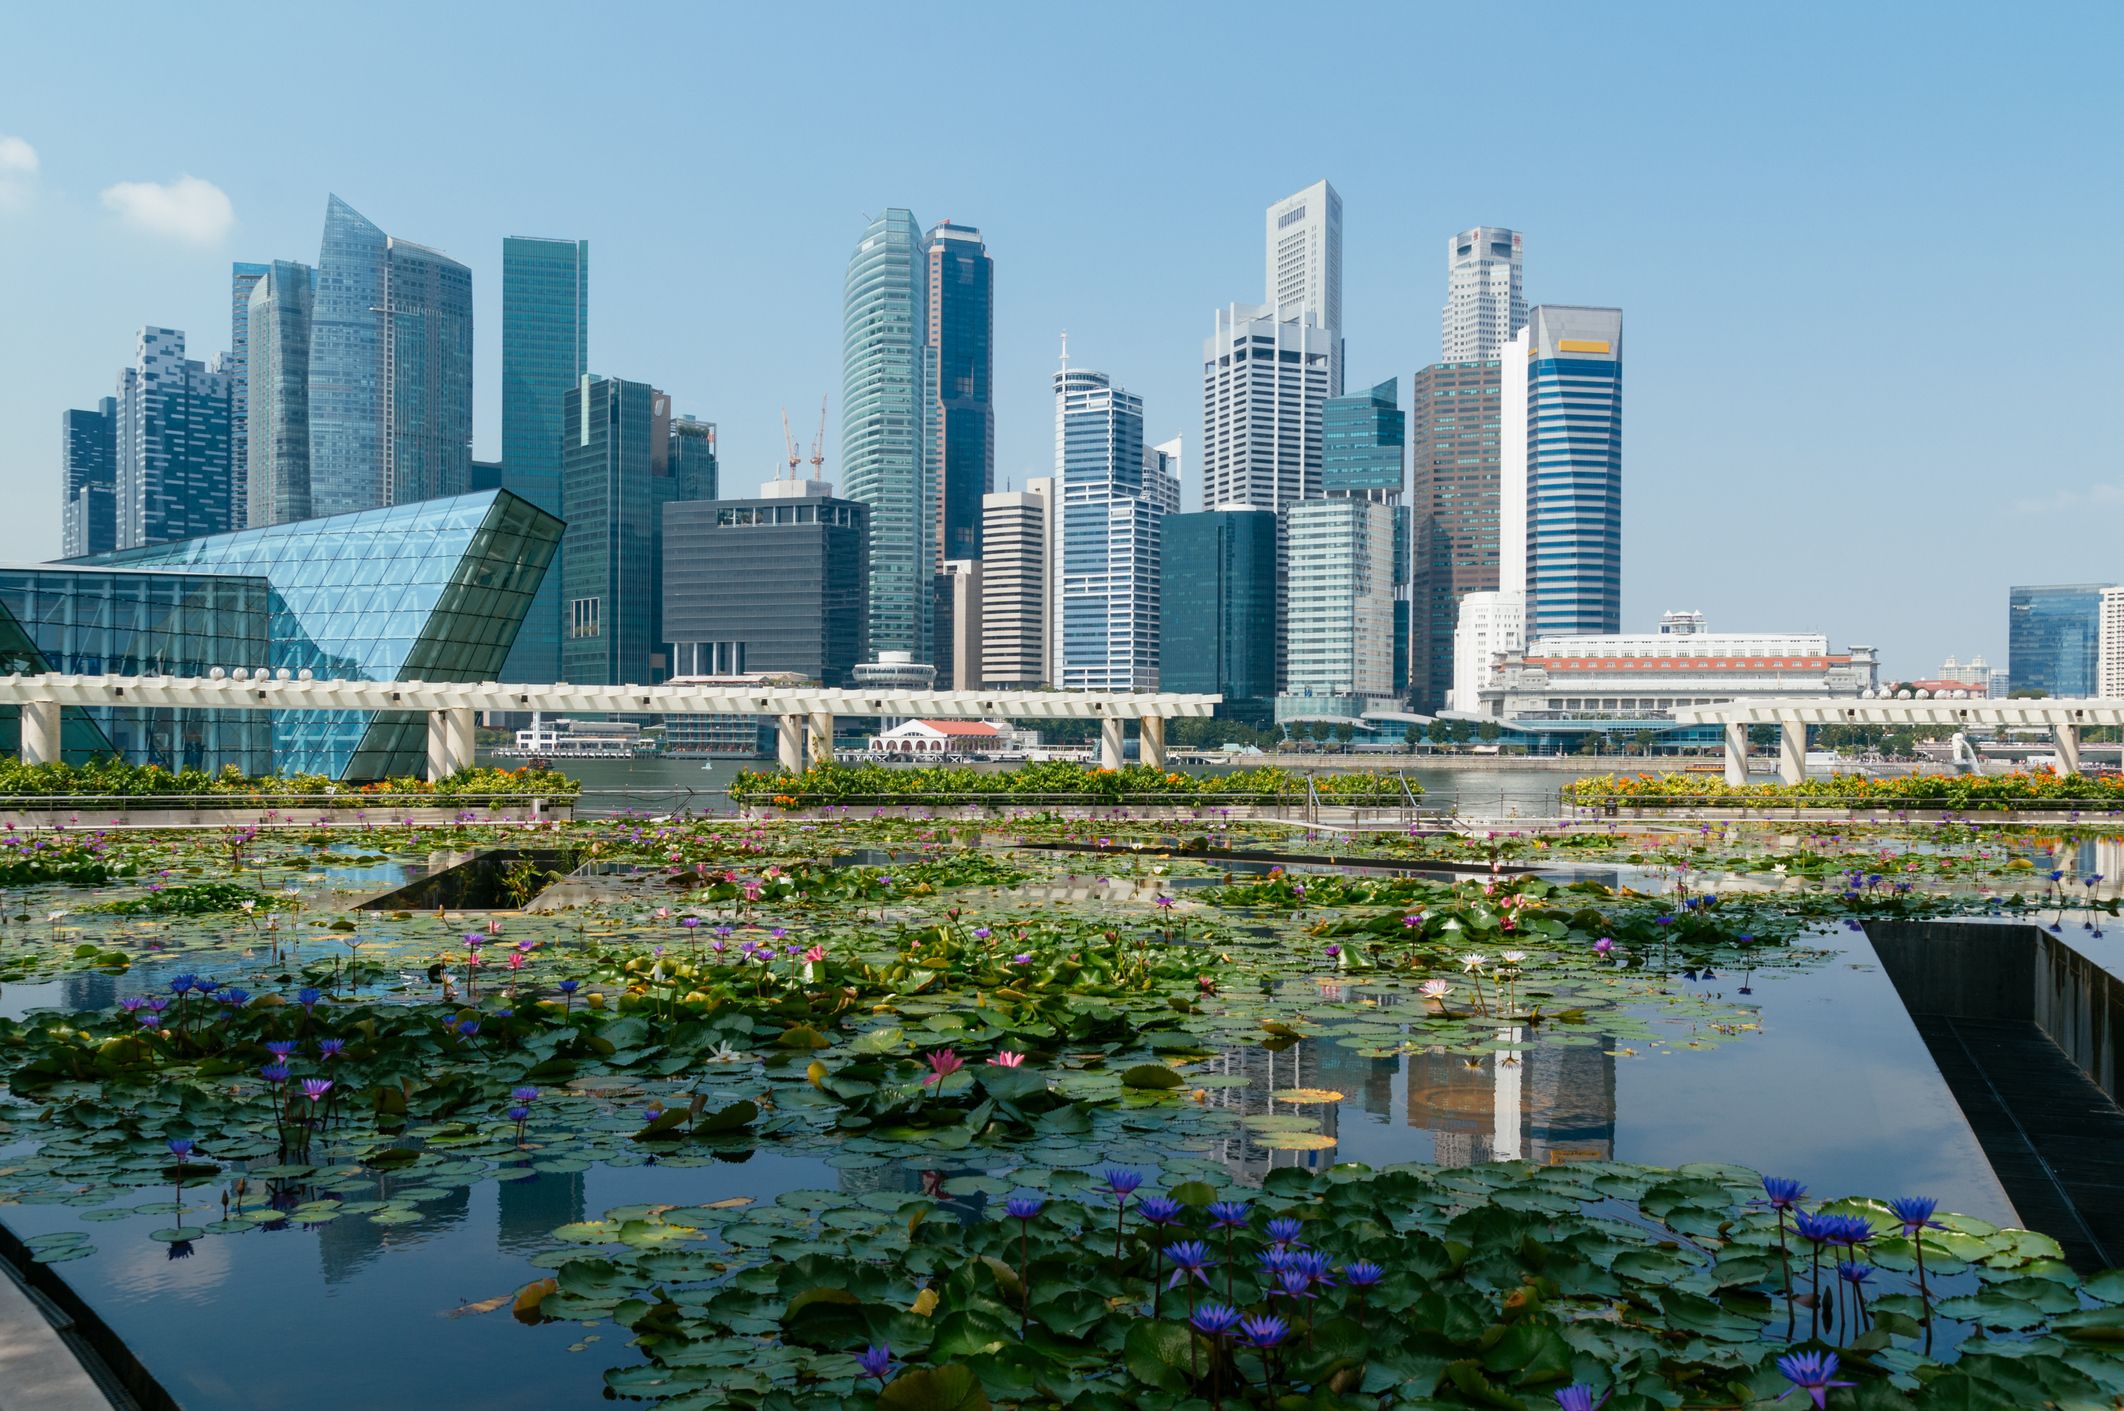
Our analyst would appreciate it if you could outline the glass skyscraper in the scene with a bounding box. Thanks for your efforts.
[381,239,474,506]
[245,261,317,528]
[1410,359,1502,712]
[309,196,388,520]
[1160,508,1278,722]
[924,222,992,566]
[94,489,560,778]
[842,209,929,661]
[1520,306,1623,638]
[559,376,676,685]
[500,236,588,682]
[60,397,117,558]
[1322,378,1404,497]
[114,327,234,550]
[228,262,269,526]
[1055,364,1163,690]
[2009,584,2111,697]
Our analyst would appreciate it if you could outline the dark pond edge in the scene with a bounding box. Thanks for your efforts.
[354,848,583,913]
[0,1217,170,1411]
[1016,837,1536,879]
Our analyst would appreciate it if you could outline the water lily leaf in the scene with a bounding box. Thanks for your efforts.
[877,1364,990,1411]
[1123,1318,1196,1393]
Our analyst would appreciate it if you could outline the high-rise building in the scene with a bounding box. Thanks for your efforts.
[305,196,472,518]
[1279,497,1397,718]
[842,209,929,662]
[1450,590,1526,714]
[2010,584,2110,697]
[1265,180,1343,393]
[1409,359,1503,711]
[668,415,718,503]
[1160,507,1278,722]
[1055,363,1160,690]
[979,480,1051,688]
[560,375,674,685]
[1321,378,1408,695]
[228,262,269,525]
[1519,306,1622,637]
[499,236,589,684]
[1200,304,1334,511]
[60,398,117,558]
[113,328,234,550]
[1442,227,1525,364]
[2100,592,2124,698]
[932,559,982,691]
[924,223,992,567]
[244,261,316,529]
[663,477,869,687]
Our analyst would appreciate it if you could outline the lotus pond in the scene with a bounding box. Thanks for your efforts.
[0,813,2120,1410]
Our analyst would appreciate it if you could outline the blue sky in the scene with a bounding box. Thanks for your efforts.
[2,1,2119,678]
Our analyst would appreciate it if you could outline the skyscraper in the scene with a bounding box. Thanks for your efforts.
[1408,359,1503,711]
[113,328,233,550]
[1322,378,1409,696]
[1265,180,1343,393]
[244,261,317,528]
[560,375,669,685]
[1442,227,1525,364]
[305,195,472,517]
[1160,508,1278,722]
[979,480,1051,688]
[924,222,992,566]
[60,398,117,558]
[1519,306,1623,637]
[1055,362,1160,690]
[499,236,589,683]
[228,262,269,526]
[668,414,718,503]
[1280,497,1398,713]
[841,209,929,661]
[2010,584,2110,696]
[1200,304,1334,511]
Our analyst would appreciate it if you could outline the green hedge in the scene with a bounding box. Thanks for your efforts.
[729,760,1416,807]
[1565,769,2124,810]
[0,759,579,799]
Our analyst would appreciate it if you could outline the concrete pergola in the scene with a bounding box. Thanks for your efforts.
[1673,697,2124,784]
[0,673,1220,778]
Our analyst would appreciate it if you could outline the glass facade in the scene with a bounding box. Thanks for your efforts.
[60,398,117,558]
[1525,307,1623,638]
[663,494,868,685]
[308,196,388,520]
[560,377,673,686]
[382,239,474,507]
[1160,509,1278,721]
[842,209,930,661]
[1409,359,1502,712]
[924,223,992,566]
[246,261,317,528]
[114,327,233,550]
[1321,378,1404,496]
[2009,584,2110,697]
[1056,368,1160,690]
[0,566,273,772]
[228,262,269,525]
[94,489,561,779]
[500,237,588,684]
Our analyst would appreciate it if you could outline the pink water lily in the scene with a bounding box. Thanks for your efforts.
[803,944,825,963]
[922,1049,964,1085]
[986,1051,1025,1068]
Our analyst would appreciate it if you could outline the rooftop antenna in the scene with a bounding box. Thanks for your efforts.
[810,394,827,477]
[1058,329,1069,373]
[780,406,799,481]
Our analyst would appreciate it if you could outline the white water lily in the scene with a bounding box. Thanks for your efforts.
[707,1041,754,1063]
[1460,952,1490,973]
[1500,950,1526,966]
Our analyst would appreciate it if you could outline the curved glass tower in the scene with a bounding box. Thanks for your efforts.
[841,209,928,661]
[308,196,386,520]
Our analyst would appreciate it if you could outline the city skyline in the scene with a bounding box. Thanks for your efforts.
[3,3,2120,678]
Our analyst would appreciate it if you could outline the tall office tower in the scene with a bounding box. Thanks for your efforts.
[499,236,589,683]
[1280,497,1397,713]
[842,209,930,661]
[1408,359,1503,711]
[1200,304,1334,510]
[228,262,269,525]
[2099,589,2124,698]
[244,260,316,528]
[1145,437,1182,512]
[924,222,992,566]
[1265,180,1343,394]
[1321,377,1409,694]
[2010,584,2112,696]
[663,477,870,687]
[113,328,234,550]
[978,479,1052,688]
[1442,227,1525,363]
[1055,363,1161,690]
[1160,508,1279,722]
[560,375,672,685]
[668,415,718,503]
[1519,306,1622,636]
[931,560,982,690]
[60,398,118,557]
[306,195,473,516]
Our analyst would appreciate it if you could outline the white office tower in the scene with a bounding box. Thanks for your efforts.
[1443,226,1526,363]
[2101,588,2124,697]
[1450,592,1526,714]
[1054,364,1162,690]
[1265,180,1343,393]
[979,478,1052,688]
[1201,304,1335,511]
[1145,437,1182,512]
[1448,321,1530,711]
[1281,498,1398,712]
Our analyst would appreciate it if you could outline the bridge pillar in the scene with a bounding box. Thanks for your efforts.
[1099,717,1126,771]
[775,715,805,773]
[19,699,61,766]
[1723,721,1749,786]
[426,708,475,781]
[1778,715,1807,785]
[1140,716,1167,771]
[807,712,834,769]
[2055,721,2082,776]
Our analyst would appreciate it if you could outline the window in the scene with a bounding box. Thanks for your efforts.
[569,596,602,639]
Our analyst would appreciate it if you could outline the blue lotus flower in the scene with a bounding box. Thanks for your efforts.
[1837,1261,1873,1286]
[219,988,251,1007]
[1237,1313,1289,1349]
[296,987,323,1012]
[1762,1176,1807,1210]
[1343,1260,1384,1287]
[1101,1167,1143,1200]
[1887,1196,1941,1234]
[265,1040,297,1059]
[1189,1302,1242,1337]
[858,1345,892,1382]
[168,974,197,994]
[506,1105,530,1123]
[1137,1195,1184,1226]
[1164,1239,1215,1289]
[1003,1195,1044,1221]
[1555,1387,1611,1411]
[1206,1199,1251,1229]
[1265,1215,1305,1247]
[1777,1349,1855,1408]
[167,1137,194,1159]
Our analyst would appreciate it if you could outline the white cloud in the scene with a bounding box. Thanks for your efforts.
[99,174,234,245]
[2011,483,2124,516]
[0,135,36,209]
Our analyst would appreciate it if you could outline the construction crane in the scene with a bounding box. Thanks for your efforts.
[809,395,827,478]
[779,407,800,481]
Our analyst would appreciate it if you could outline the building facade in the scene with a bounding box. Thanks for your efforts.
[1519,306,1623,637]
[499,236,589,684]
[1278,497,1397,719]
[560,375,676,686]
[308,195,389,520]
[663,479,868,687]
[1160,507,1278,722]
[1055,366,1161,690]
[924,222,992,567]
[228,262,269,524]
[1200,304,1334,511]
[244,261,317,529]
[2010,583,2110,697]
[668,415,718,503]
[978,480,1051,688]
[1409,359,1502,711]
[1449,589,1526,714]
[1264,179,1343,393]
[842,209,930,662]
[1442,227,1525,364]
[931,558,982,691]
[114,327,234,551]
[60,398,117,558]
